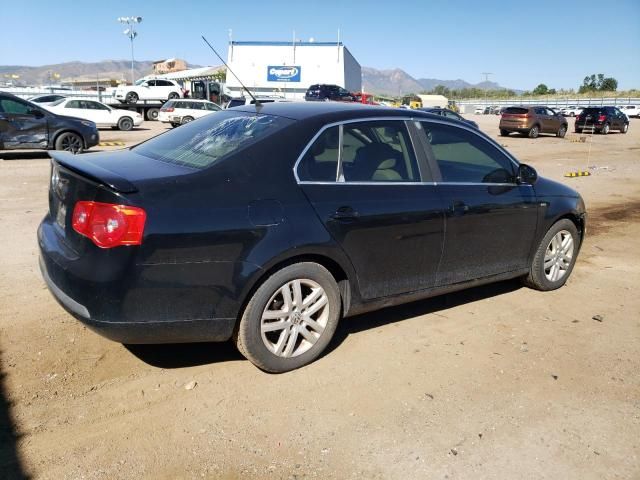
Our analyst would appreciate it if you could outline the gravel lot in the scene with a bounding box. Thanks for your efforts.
[1,113,639,479]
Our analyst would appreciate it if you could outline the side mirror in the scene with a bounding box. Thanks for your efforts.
[518,164,538,185]
[28,108,44,118]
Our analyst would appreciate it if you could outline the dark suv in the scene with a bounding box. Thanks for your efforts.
[0,92,99,153]
[575,107,629,134]
[305,84,355,102]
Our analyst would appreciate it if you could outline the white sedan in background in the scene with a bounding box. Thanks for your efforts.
[158,99,221,127]
[46,98,143,130]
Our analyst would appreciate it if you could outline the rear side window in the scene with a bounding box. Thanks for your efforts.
[133,111,293,169]
[298,126,340,182]
[205,102,221,111]
[420,122,515,184]
[503,107,528,114]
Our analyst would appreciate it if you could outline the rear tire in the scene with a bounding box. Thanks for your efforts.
[146,108,160,121]
[235,262,341,373]
[54,132,83,153]
[125,92,138,104]
[168,92,180,100]
[528,125,540,138]
[621,123,628,134]
[556,125,567,138]
[523,219,579,291]
[181,116,194,125]
[500,129,510,136]
[170,122,179,128]
[601,123,610,135]
[117,117,133,131]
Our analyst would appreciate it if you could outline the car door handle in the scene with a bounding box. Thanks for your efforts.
[450,201,469,215]
[330,206,359,221]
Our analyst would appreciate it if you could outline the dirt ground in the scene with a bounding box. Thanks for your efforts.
[1,114,639,479]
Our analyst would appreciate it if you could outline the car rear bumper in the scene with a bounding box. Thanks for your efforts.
[38,219,239,344]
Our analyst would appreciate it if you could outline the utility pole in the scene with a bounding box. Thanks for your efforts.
[481,72,493,109]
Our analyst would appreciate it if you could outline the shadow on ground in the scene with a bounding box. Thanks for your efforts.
[126,279,522,370]
[0,350,29,479]
[0,151,50,161]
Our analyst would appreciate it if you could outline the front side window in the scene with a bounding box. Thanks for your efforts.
[0,98,31,114]
[133,111,293,169]
[66,100,82,109]
[421,122,515,184]
[205,102,221,111]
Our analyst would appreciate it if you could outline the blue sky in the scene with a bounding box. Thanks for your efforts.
[1,0,639,90]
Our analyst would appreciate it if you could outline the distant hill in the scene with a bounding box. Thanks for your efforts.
[0,60,200,85]
[1,60,516,96]
[363,68,513,96]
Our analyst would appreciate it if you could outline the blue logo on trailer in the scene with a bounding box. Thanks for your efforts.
[267,66,301,82]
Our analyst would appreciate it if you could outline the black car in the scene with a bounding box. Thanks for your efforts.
[305,84,355,102]
[0,92,99,152]
[418,107,479,129]
[575,106,629,134]
[38,103,586,372]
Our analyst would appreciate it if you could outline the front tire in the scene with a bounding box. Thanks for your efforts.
[621,123,628,134]
[523,219,579,291]
[528,125,540,138]
[117,116,133,131]
[500,129,510,137]
[125,92,139,104]
[235,262,341,373]
[54,132,83,153]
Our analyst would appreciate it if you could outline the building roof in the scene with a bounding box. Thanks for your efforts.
[154,66,224,81]
[230,41,344,47]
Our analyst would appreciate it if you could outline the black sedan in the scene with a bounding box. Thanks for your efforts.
[0,92,99,153]
[38,102,586,372]
[417,107,479,129]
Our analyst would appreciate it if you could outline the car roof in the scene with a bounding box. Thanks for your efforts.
[232,101,462,123]
[173,99,212,103]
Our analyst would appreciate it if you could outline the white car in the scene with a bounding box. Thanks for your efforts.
[226,96,291,108]
[28,94,67,106]
[474,106,484,114]
[619,105,639,118]
[46,98,143,130]
[158,99,221,127]
[114,78,183,104]
[561,106,584,117]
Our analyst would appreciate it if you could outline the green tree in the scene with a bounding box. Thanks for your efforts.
[600,77,618,91]
[532,84,549,95]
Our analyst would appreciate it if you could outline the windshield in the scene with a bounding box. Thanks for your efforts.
[133,111,293,169]
[49,98,66,106]
[134,79,146,86]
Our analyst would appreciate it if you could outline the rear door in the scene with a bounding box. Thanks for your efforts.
[297,118,445,299]
[416,120,538,286]
[86,101,113,126]
[544,108,562,132]
[0,96,48,149]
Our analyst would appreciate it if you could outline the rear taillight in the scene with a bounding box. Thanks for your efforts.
[72,201,146,248]
[598,115,606,122]
[160,107,174,112]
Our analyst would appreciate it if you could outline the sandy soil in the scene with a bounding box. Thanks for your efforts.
[1,115,639,479]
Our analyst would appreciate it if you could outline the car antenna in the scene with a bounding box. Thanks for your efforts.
[201,35,260,107]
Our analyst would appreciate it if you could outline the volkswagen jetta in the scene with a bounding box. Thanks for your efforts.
[38,103,586,372]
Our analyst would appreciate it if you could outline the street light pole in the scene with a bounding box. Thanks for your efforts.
[117,16,143,85]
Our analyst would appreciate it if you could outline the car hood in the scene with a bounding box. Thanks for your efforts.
[534,176,580,198]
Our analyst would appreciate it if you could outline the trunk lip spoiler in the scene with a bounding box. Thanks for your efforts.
[49,151,138,194]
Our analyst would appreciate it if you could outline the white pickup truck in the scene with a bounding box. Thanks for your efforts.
[115,79,184,104]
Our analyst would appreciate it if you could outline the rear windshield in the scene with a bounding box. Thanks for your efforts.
[227,98,246,108]
[133,111,293,169]
[581,108,602,114]
[503,107,528,114]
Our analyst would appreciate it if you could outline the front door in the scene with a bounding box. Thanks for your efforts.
[297,119,445,300]
[0,96,48,149]
[416,120,539,286]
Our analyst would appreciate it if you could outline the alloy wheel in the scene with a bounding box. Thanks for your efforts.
[544,230,574,282]
[260,279,330,358]
[61,134,82,153]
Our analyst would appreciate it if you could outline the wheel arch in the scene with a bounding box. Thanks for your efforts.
[51,129,87,149]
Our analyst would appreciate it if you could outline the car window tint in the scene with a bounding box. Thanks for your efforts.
[205,102,221,111]
[421,122,515,184]
[133,111,293,169]
[66,100,82,108]
[228,98,245,108]
[444,111,459,119]
[297,126,340,182]
[343,121,419,183]
[0,98,31,114]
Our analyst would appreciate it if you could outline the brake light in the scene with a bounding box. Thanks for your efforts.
[72,201,146,248]
[161,107,174,112]
[598,115,606,122]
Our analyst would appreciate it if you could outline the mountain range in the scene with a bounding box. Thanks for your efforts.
[1,60,513,96]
